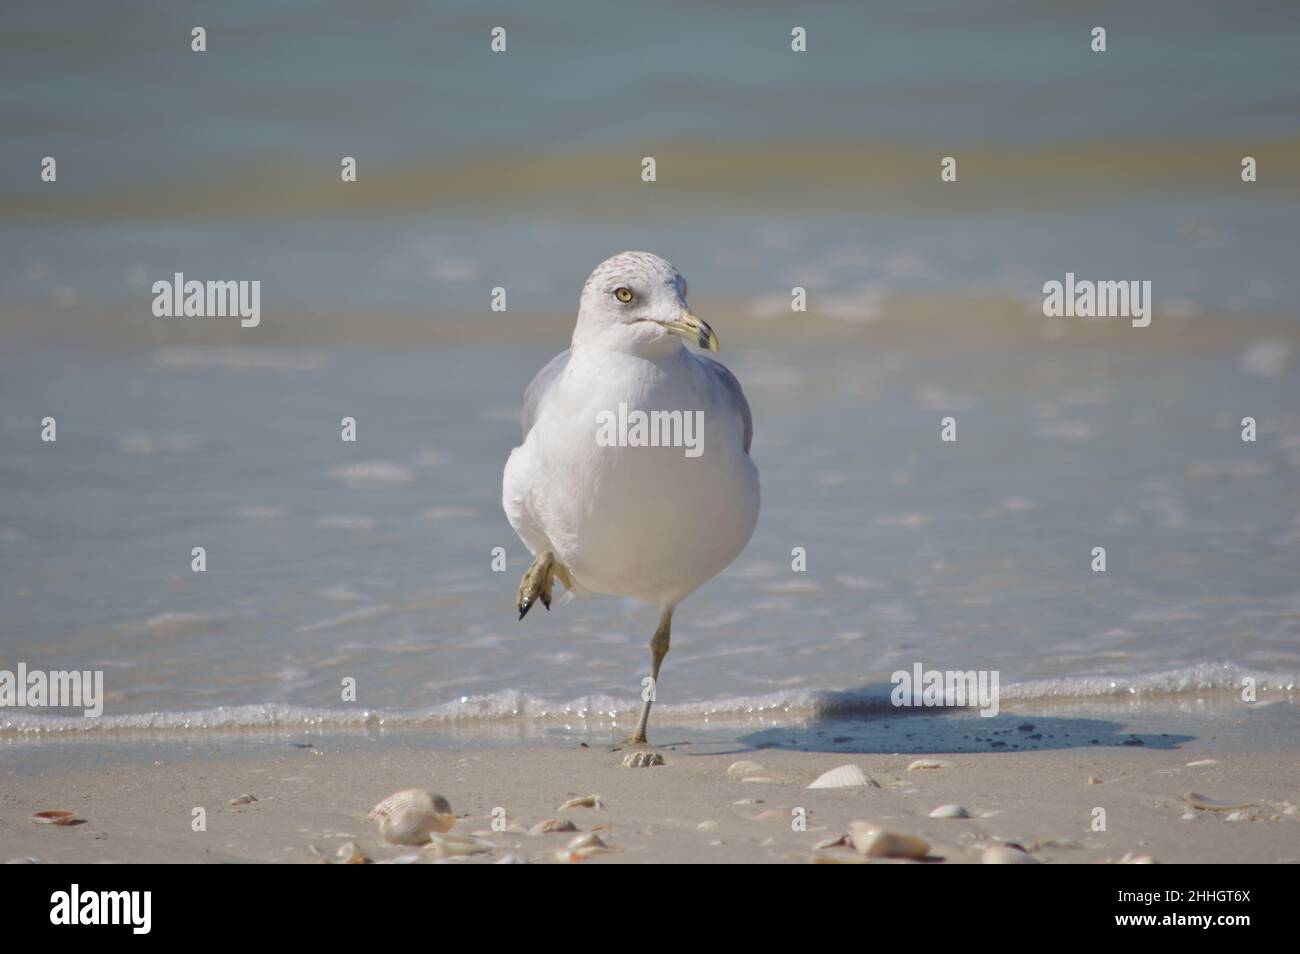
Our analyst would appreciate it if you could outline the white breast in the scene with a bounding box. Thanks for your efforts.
[510,345,758,608]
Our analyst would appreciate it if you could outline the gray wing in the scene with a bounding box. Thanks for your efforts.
[696,354,753,454]
[521,349,570,440]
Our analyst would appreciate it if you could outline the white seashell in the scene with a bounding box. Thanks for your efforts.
[848,822,929,859]
[1119,852,1157,864]
[1180,811,1198,821]
[622,751,664,768]
[228,793,257,806]
[697,820,720,832]
[808,764,878,789]
[1184,792,1252,811]
[566,832,607,851]
[557,795,602,811]
[336,841,367,864]
[981,845,1039,864]
[929,804,970,819]
[907,759,949,771]
[529,818,578,836]
[425,832,492,858]
[389,854,422,864]
[1185,759,1219,767]
[368,789,454,845]
[727,760,764,778]
[556,832,610,861]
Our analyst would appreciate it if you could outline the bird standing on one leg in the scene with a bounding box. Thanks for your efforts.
[502,251,760,745]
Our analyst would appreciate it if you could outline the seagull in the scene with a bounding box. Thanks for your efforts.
[502,251,760,744]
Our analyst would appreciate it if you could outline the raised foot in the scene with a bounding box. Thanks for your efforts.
[517,551,570,620]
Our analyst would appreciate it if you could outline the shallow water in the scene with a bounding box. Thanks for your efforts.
[2,335,1296,734]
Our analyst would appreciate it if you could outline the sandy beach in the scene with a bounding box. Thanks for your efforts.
[4,718,1298,864]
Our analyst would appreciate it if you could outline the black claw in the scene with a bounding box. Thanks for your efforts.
[518,598,532,621]
[542,596,551,611]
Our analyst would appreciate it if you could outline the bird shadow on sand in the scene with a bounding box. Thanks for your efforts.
[689,685,1195,755]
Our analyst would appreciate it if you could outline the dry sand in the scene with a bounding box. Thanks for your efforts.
[3,741,1297,864]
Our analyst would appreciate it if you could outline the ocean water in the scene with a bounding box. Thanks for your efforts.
[2,333,1296,736]
[1,3,1298,745]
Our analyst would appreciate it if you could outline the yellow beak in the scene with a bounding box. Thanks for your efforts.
[658,308,719,352]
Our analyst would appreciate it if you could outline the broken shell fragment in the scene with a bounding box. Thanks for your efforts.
[368,789,455,845]
[1184,792,1252,812]
[529,818,578,835]
[727,760,764,778]
[228,794,258,806]
[425,833,492,858]
[31,810,77,826]
[557,795,602,811]
[808,764,878,789]
[556,832,610,861]
[981,845,1040,864]
[929,804,970,819]
[907,759,949,771]
[848,822,929,859]
[336,842,367,864]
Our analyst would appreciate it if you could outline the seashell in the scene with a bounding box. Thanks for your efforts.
[389,854,422,864]
[981,845,1039,864]
[228,794,257,806]
[727,760,764,778]
[336,841,367,864]
[742,777,776,783]
[907,759,949,771]
[566,832,607,852]
[368,789,454,845]
[1119,852,1157,864]
[697,820,719,832]
[1185,759,1219,767]
[813,834,848,850]
[529,818,578,836]
[31,810,78,826]
[1180,811,1198,821]
[929,804,970,819]
[425,832,492,858]
[848,822,929,859]
[556,832,610,861]
[557,795,602,811]
[812,853,871,864]
[808,764,878,789]
[622,751,664,768]
[1087,777,1103,785]
[1184,792,1252,812]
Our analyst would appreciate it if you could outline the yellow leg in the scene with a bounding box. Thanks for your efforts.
[628,609,672,745]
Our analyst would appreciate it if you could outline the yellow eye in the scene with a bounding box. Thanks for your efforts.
[614,287,633,303]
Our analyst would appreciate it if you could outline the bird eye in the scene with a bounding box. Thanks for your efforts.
[614,287,633,303]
